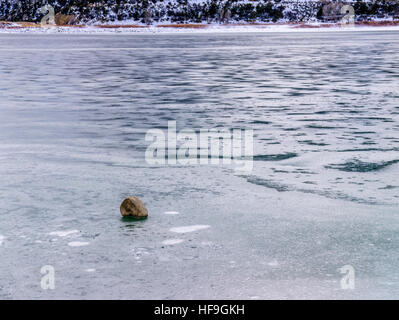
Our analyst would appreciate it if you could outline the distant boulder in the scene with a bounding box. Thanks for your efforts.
[120,196,149,219]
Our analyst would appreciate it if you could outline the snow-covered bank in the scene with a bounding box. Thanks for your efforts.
[1,22,399,34]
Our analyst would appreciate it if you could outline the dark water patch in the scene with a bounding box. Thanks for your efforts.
[293,133,307,136]
[247,176,292,192]
[251,120,271,125]
[85,117,129,122]
[346,110,364,114]
[314,111,331,115]
[306,125,344,129]
[286,112,314,116]
[247,177,379,204]
[353,131,376,134]
[362,141,377,145]
[283,127,301,131]
[299,140,329,146]
[272,169,291,173]
[378,185,398,190]
[353,117,394,122]
[325,159,399,172]
[286,91,308,97]
[338,148,397,152]
[303,181,317,185]
[292,169,317,174]
[296,187,379,205]
[253,152,298,161]
[298,118,343,122]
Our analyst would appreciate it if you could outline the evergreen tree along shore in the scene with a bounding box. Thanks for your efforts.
[0,0,398,24]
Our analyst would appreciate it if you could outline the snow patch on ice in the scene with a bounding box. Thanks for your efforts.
[268,260,279,267]
[68,241,90,247]
[49,230,79,237]
[170,225,210,233]
[162,239,184,245]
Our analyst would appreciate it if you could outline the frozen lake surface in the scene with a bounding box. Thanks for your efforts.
[0,31,398,299]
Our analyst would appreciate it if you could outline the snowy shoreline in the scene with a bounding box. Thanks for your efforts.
[2,22,399,34]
